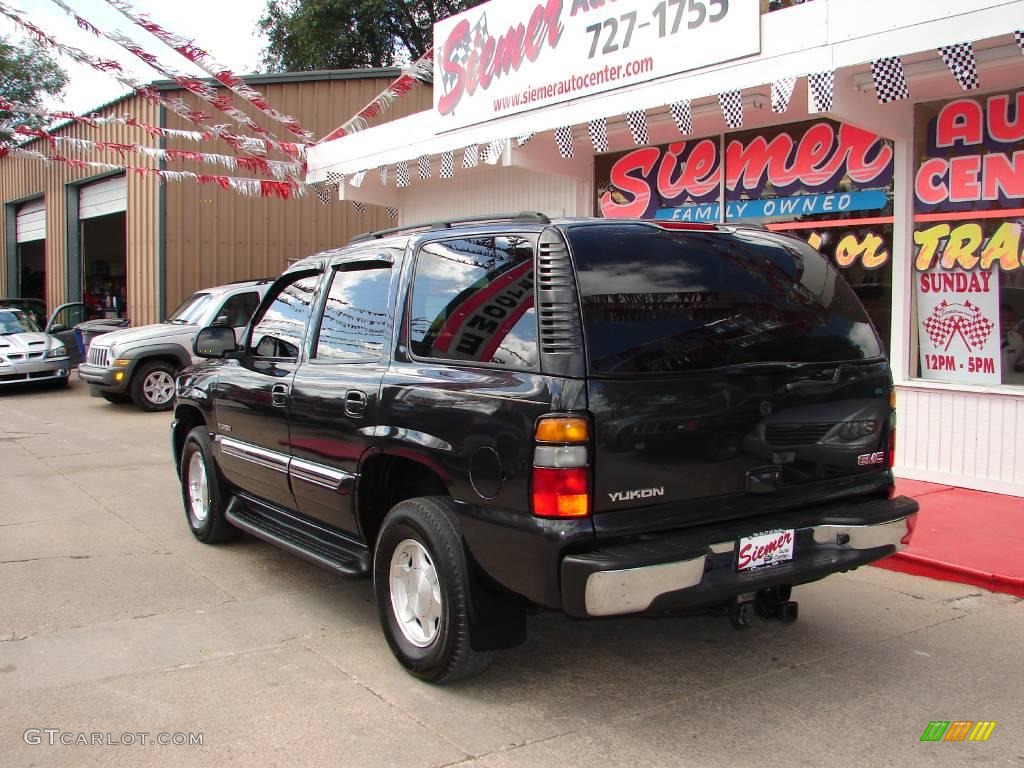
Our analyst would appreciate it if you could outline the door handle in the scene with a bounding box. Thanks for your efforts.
[271,383,290,407]
[344,389,367,418]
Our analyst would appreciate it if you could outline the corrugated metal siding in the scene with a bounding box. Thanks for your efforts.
[895,387,1024,496]
[0,94,160,319]
[399,167,581,224]
[162,78,433,312]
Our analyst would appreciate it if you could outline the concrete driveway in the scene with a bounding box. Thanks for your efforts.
[1,377,1022,767]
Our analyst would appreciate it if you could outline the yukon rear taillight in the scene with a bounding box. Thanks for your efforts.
[532,416,590,518]
[888,429,896,469]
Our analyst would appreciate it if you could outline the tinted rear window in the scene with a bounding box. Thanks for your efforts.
[567,224,882,375]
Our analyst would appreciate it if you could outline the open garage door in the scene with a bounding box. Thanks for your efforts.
[79,176,128,319]
[15,198,46,243]
[15,198,46,303]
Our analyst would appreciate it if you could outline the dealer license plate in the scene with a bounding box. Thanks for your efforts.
[736,529,795,572]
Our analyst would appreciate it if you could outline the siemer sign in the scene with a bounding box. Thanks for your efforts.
[433,0,760,130]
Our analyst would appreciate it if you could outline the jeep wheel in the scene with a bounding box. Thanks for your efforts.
[131,361,176,411]
[180,426,239,544]
[374,496,494,683]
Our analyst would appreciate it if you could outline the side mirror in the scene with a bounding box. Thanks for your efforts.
[194,326,238,359]
[49,323,69,334]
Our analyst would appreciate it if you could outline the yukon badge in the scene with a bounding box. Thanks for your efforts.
[608,487,666,503]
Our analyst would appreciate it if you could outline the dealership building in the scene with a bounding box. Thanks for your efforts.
[306,0,1024,496]
[1,69,430,325]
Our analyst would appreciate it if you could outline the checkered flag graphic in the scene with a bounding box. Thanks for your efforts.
[1016,30,1024,54]
[588,117,608,152]
[463,144,479,168]
[349,170,366,188]
[516,132,535,146]
[378,164,389,185]
[871,57,910,104]
[312,181,333,205]
[718,90,743,129]
[327,171,345,186]
[939,42,980,91]
[440,12,488,93]
[396,160,410,188]
[771,76,797,113]
[922,300,995,351]
[352,200,366,213]
[625,110,648,145]
[808,70,835,113]
[440,150,454,179]
[554,125,574,159]
[669,100,692,135]
[483,138,506,165]
[417,155,431,180]
[386,206,399,220]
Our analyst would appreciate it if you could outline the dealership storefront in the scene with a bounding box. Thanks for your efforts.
[307,0,1024,496]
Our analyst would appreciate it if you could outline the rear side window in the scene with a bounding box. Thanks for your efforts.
[568,224,882,375]
[408,235,539,370]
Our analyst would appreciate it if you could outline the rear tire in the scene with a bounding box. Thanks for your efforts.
[131,360,176,412]
[373,496,494,683]
[180,426,239,544]
[102,392,131,404]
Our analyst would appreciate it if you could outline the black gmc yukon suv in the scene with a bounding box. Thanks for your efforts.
[171,213,918,682]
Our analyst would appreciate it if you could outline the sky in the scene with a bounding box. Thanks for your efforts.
[0,0,270,116]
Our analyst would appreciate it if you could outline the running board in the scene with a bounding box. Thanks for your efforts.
[226,495,370,577]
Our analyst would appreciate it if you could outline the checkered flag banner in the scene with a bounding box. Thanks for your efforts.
[668,100,692,135]
[312,181,333,205]
[386,206,399,220]
[396,160,410,188]
[939,42,980,91]
[922,300,995,351]
[588,117,608,152]
[771,76,797,113]
[352,200,366,213]
[625,110,648,145]
[327,171,345,187]
[554,125,574,159]
[417,155,431,180]
[718,90,743,129]
[483,138,507,165]
[378,164,389,185]
[516,132,535,146]
[808,70,835,113]
[440,150,454,179]
[463,144,479,168]
[349,170,366,188]
[871,57,910,104]
[1016,30,1024,54]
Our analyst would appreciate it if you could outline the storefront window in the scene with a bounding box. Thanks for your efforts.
[912,91,1024,387]
[593,119,895,350]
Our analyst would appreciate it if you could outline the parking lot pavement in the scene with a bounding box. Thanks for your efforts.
[2,377,1022,768]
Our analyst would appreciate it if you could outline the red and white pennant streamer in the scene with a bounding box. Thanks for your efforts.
[321,48,434,143]
[0,1,304,159]
[12,128,301,179]
[102,0,314,143]
[46,0,285,144]
[0,143,304,199]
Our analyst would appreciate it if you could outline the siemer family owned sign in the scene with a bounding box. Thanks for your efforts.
[433,0,760,130]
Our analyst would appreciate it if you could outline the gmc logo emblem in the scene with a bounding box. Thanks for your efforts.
[857,452,886,466]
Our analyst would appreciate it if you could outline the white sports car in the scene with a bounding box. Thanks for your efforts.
[0,307,71,388]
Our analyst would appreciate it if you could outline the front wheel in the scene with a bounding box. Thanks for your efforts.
[373,497,494,683]
[131,361,176,411]
[180,426,239,544]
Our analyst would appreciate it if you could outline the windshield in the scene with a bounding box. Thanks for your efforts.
[567,224,883,375]
[0,309,42,334]
[167,293,214,325]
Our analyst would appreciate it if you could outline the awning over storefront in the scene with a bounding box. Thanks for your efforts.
[307,0,1024,185]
